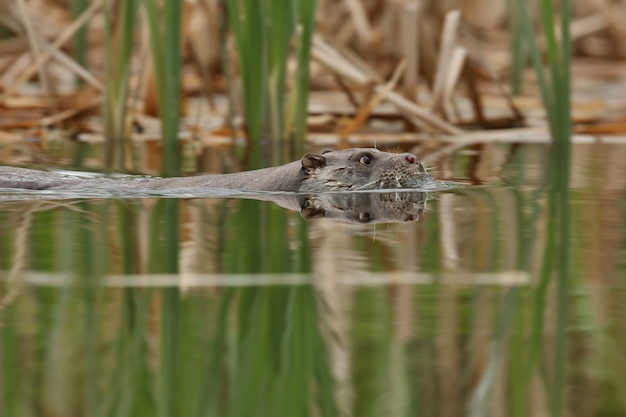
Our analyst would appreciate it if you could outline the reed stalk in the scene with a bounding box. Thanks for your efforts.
[225,0,317,164]
[225,0,266,167]
[516,0,571,147]
[515,2,571,415]
[71,0,89,80]
[143,0,183,177]
[506,0,524,94]
[290,0,316,143]
[103,0,138,171]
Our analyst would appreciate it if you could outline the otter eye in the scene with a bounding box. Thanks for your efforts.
[359,154,373,166]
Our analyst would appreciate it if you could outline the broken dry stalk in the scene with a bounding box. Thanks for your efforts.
[344,0,372,47]
[13,0,53,98]
[339,60,406,139]
[431,9,461,116]
[40,97,103,126]
[440,47,467,122]
[312,36,463,135]
[401,1,420,102]
[3,0,104,97]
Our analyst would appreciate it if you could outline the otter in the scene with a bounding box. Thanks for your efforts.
[0,148,438,193]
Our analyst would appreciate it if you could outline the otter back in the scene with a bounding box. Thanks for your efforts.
[0,148,436,193]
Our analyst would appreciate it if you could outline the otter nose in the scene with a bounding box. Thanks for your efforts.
[404,153,418,164]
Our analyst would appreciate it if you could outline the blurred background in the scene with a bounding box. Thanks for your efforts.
[0,0,624,173]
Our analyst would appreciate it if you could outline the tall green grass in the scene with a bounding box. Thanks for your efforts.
[71,0,89,81]
[515,0,571,147]
[102,0,183,175]
[506,0,525,94]
[143,0,183,177]
[225,0,317,166]
[103,0,138,171]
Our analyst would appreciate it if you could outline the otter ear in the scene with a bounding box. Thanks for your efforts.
[300,196,326,219]
[301,153,326,174]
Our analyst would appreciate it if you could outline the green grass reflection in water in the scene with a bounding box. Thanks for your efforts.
[0,185,625,416]
[0,198,338,417]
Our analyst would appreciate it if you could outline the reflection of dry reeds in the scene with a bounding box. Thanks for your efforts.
[1,184,625,415]
[0,203,34,310]
[0,200,90,309]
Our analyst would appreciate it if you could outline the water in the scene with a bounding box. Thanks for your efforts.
[1,143,625,416]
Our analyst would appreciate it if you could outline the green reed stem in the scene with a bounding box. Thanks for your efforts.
[225,0,265,167]
[506,0,524,94]
[103,0,138,171]
[295,1,316,142]
[516,0,571,146]
[143,0,182,176]
[516,2,571,415]
[71,0,89,80]
[225,0,316,161]
[267,1,292,142]
[289,0,316,143]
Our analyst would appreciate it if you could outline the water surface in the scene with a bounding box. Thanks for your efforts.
[1,143,625,416]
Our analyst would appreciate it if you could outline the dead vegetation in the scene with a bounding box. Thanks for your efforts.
[0,0,625,168]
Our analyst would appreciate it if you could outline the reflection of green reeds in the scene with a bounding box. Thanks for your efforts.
[352,288,391,417]
[189,288,235,416]
[225,0,317,159]
[148,199,180,417]
[144,0,183,177]
[220,199,338,415]
[107,202,155,416]
[0,316,19,415]
[103,0,138,171]
[79,203,105,416]
[231,285,337,417]
[224,200,264,271]
[3,192,626,415]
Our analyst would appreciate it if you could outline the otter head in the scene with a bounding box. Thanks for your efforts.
[298,148,433,192]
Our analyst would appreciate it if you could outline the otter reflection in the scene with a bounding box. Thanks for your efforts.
[296,191,428,224]
[0,190,430,225]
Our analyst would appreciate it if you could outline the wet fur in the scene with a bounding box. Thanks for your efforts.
[0,148,435,193]
[299,148,433,192]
